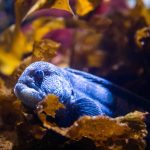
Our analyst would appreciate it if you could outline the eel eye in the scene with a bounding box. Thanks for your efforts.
[29,70,35,77]
[44,70,51,76]
[34,70,44,84]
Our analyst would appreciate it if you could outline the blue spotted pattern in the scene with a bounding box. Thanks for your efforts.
[14,61,150,126]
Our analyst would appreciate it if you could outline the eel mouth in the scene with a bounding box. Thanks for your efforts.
[19,77,47,96]
[14,82,47,108]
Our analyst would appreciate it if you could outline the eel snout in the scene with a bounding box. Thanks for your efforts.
[14,82,46,108]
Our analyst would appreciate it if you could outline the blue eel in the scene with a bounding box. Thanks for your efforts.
[14,61,150,127]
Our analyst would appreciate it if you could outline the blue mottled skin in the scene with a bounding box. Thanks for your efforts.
[14,61,150,127]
